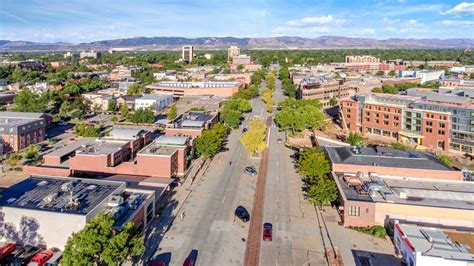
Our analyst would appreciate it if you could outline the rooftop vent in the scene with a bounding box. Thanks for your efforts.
[108,195,124,207]
[6,198,16,204]
[61,182,74,192]
[87,185,97,190]
[37,180,48,186]
[43,192,58,204]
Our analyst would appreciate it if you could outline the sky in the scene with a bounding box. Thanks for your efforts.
[0,0,473,43]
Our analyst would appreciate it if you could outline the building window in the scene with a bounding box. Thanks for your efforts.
[394,116,399,121]
[426,128,432,133]
[383,114,389,119]
[394,122,399,127]
[348,206,360,216]
[438,130,445,135]
[383,120,389,125]
[426,121,433,126]
[439,122,445,128]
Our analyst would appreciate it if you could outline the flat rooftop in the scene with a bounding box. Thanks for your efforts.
[150,81,240,88]
[325,146,453,171]
[104,128,148,141]
[76,140,128,156]
[0,176,124,215]
[334,173,474,210]
[173,111,214,128]
[398,223,474,262]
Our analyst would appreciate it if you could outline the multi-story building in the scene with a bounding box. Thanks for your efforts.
[398,70,445,84]
[345,55,380,64]
[147,81,241,98]
[109,66,132,81]
[182,45,194,63]
[0,112,51,152]
[134,93,174,112]
[24,129,193,179]
[0,175,157,249]
[63,52,80,60]
[297,77,352,107]
[324,146,472,229]
[165,111,219,139]
[341,89,474,152]
[80,50,101,59]
[228,46,241,61]
[232,54,252,65]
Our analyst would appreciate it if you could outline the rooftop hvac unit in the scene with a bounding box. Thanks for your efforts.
[43,192,58,204]
[61,182,74,192]
[399,191,407,199]
[108,195,124,207]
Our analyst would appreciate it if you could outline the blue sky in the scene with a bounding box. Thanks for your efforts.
[0,0,473,42]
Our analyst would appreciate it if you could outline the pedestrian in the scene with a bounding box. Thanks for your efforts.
[229,161,232,166]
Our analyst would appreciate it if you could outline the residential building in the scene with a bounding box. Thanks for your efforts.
[232,54,252,65]
[324,146,472,229]
[182,45,194,63]
[394,223,474,266]
[165,111,219,139]
[83,93,114,111]
[134,93,174,112]
[80,50,101,59]
[109,66,132,81]
[340,90,474,152]
[345,55,380,64]
[0,112,50,152]
[153,71,178,81]
[228,46,241,61]
[0,175,157,249]
[49,61,68,68]
[403,60,459,68]
[297,77,352,107]
[441,79,474,89]
[63,52,80,60]
[147,81,241,98]
[116,95,139,110]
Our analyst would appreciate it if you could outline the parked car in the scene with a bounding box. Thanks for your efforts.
[2,246,25,264]
[263,223,273,241]
[0,243,16,261]
[28,249,54,266]
[235,206,250,222]
[14,246,40,265]
[243,166,257,177]
[183,258,195,266]
[44,250,62,266]
[277,138,282,144]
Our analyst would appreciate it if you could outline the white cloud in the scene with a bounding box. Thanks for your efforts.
[381,17,400,24]
[443,2,474,15]
[284,15,346,27]
[441,20,474,25]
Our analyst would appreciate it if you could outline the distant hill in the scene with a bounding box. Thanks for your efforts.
[1,36,473,51]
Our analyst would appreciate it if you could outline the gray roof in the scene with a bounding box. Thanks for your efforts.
[398,224,474,262]
[154,135,189,146]
[106,128,147,140]
[138,93,173,101]
[325,146,453,171]
[0,175,124,215]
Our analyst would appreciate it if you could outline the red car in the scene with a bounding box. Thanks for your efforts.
[183,258,195,266]
[263,223,273,241]
[0,243,16,261]
[29,249,54,266]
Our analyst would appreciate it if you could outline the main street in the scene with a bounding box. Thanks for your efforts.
[259,76,327,265]
[151,84,268,265]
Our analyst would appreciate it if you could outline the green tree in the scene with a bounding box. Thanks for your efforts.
[62,212,144,266]
[108,98,117,112]
[127,84,146,96]
[375,70,385,77]
[120,104,129,118]
[306,176,338,208]
[24,144,40,160]
[275,99,326,133]
[436,154,452,167]
[73,122,100,137]
[194,123,228,158]
[59,100,72,118]
[240,120,267,157]
[261,89,273,113]
[388,70,397,77]
[167,104,178,120]
[129,108,155,124]
[13,89,46,112]
[220,108,242,129]
[347,132,364,147]
[297,147,331,181]
[5,152,22,169]
[329,97,338,106]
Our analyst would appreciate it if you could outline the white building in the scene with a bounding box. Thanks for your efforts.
[80,50,101,59]
[399,70,445,84]
[394,223,474,266]
[228,46,241,60]
[182,46,194,63]
[135,93,174,111]
[0,176,155,249]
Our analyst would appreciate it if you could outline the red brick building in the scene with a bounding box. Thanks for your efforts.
[165,111,219,139]
[0,112,51,152]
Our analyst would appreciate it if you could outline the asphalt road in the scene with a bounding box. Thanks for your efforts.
[153,85,268,265]
[259,77,327,265]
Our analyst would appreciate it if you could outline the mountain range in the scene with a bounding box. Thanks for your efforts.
[1,36,473,51]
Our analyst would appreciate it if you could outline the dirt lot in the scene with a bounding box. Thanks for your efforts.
[0,171,29,188]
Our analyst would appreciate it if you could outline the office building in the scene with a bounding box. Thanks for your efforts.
[398,70,445,84]
[182,46,194,63]
[147,81,241,98]
[297,77,352,107]
[134,93,174,112]
[394,223,474,266]
[0,175,157,249]
[345,55,380,64]
[63,52,80,60]
[79,51,101,59]
[232,54,252,65]
[340,90,474,152]
[228,46,241,61]
[0,112,51,152]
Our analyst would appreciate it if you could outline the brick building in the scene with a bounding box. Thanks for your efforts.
[0,112,51,152]
[340,90,474,152]
[345,55,380,64]
[165,111,219,139]
[147,81,241,98]
[297,77,353,107]
[324,146,472,229]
